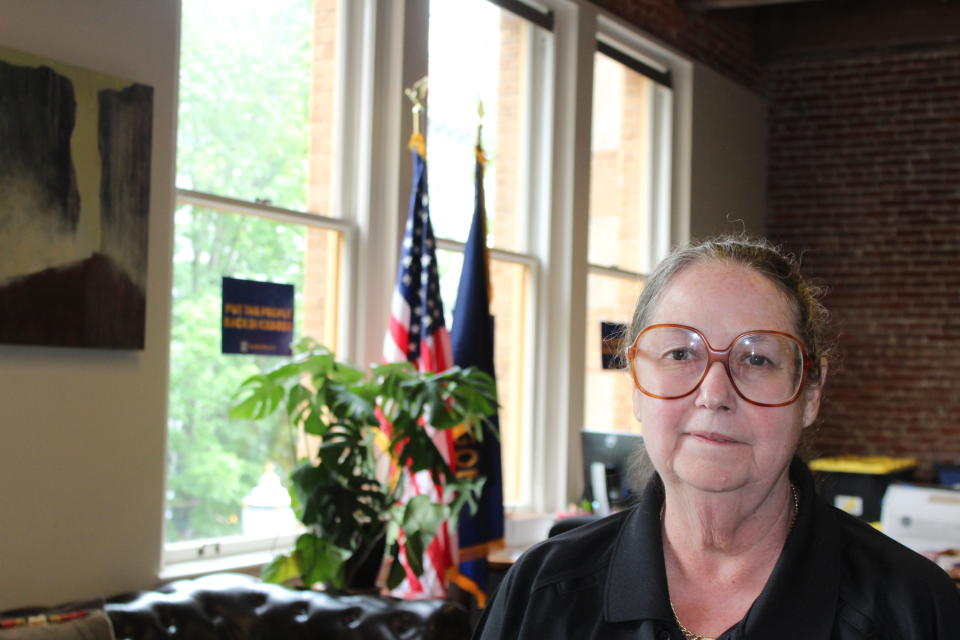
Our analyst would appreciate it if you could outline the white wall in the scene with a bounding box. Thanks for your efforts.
[0,0,178,608]
[689,62,768,239]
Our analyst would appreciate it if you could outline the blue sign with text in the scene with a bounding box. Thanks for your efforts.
[221,277,294,356]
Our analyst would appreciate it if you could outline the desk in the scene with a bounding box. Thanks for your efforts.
[486,546,528,597]
[487,545,526,569]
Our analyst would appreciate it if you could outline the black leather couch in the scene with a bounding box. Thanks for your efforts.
[4,573,471,640]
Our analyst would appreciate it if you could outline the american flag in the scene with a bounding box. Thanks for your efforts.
[382,135,455,598]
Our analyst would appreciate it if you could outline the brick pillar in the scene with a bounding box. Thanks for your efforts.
[304,0,340,353]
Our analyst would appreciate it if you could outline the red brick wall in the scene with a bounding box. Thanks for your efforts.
[766,46,960,477]
[590,0,760,89]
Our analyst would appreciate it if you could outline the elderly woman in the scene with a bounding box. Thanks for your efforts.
[474,236,960,639]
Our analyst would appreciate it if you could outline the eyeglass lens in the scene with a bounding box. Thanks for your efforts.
[632,326,804,405]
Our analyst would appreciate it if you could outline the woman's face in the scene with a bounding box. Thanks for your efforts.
[633,260,825,494]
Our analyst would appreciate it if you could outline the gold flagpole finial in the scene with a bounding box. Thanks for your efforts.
[476,100,484,147]
[475,99,487,165]
[405,76,429,156]
[404,76,429,136]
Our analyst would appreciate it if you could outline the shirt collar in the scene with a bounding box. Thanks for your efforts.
[604,475,674,623]
[602,457,841,632]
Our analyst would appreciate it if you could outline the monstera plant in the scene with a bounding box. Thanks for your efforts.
[229,338,497,591]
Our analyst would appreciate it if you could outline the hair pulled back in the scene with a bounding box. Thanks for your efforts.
[625,235,832,380]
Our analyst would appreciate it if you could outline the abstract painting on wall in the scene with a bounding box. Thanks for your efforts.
[0,47,153,349]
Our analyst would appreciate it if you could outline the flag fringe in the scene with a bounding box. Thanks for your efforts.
[458,537,505,563]
[475,144,487,166]
[409,132,426,158]
[446,566,488,609]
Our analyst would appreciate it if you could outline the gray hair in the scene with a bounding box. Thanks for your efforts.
[624,234,833,377]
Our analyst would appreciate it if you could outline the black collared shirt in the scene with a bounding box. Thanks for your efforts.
[473,459,960,639]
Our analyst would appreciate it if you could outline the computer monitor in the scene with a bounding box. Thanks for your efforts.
[581,429,644,515]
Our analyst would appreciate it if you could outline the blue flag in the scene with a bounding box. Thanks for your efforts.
[449,146,505,608]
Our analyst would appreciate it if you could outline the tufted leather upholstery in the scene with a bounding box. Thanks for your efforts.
[3,573,470,640]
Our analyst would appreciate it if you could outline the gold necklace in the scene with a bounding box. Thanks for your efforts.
[788,482,800,530]
[666,484,799,640]
[671,600,715,640]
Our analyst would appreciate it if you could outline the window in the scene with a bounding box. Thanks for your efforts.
[166,0,345,556]
[165,0,684,568]
[583,40,673,435]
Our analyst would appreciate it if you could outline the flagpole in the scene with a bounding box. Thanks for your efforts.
[476,99,484,148]
[475,100,491,304]
[405,76,429,157]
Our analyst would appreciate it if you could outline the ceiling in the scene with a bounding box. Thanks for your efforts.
[684,0,960,61]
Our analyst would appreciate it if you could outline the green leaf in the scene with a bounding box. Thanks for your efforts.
[402,494,445,539]
[447,476,487,526]
[385,519,400,549]
[228,374,282,419]
[302,407,326,436]
[428,408,459,430]
[404,535,425,578]
[267,361,309,384]
[295,532,352,589]
[301,350,334,378]
[265,383,285,416]
[330,385,375,423]
[285,383,311,417]
[261,551,301,584]
[291,462,330,525]
[332,361,365,385]
[294,336,324,354]
[317,439,348,467]
[227,393,264,420]
[386,552,406,590]
[408,395,425,426]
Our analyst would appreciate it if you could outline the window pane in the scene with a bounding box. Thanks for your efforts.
[583,272,643,434]
[588,50,654,273]
[177,0,338,213]
[490,258,531,505]
[437,249,531,505]
[165,204,341,542]
[427,0,540,252]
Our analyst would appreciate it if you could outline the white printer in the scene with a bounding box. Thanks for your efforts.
[881,483,960,554]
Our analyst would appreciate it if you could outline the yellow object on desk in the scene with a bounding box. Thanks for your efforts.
[809,455,917,474]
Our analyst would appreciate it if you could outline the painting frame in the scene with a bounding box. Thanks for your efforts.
[0,46,153,350]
